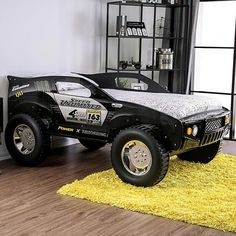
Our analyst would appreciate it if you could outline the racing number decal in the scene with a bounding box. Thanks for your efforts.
[87,110,101,125]
[69,110,79,118]
[54,94,108,126]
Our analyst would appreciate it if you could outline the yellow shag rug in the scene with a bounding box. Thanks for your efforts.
[58,154,236,232]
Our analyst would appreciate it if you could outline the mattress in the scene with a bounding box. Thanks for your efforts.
[104,89,222,120]
[56,84,222,120]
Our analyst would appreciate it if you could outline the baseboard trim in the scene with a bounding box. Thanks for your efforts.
[0,138,79,162]
[0,155,10,161]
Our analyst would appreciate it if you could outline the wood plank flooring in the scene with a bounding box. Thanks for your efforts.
[0,141,235,236]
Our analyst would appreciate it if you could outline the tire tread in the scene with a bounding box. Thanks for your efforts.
[5,113,50,166]
[112,124,169,186]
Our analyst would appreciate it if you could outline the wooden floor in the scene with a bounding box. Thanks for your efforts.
[0,141,235,236]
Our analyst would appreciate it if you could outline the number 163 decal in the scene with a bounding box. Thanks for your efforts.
[86,110,101,125]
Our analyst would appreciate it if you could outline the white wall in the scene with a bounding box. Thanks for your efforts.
[0,0,104,160]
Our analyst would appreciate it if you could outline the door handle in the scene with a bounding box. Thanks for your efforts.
[112,103,123,109]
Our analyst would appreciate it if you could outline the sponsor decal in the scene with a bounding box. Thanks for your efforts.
[15,91,24,98]
[58,126,74,132]
[12,84,30,92]
[86,110,101,125]
[81,130,108,138]
[54,94,108,126]
[60,98,101,110]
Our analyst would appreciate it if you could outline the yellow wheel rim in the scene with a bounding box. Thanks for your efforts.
[121,140,152,176]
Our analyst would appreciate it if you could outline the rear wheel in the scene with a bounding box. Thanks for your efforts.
[5,114,50,166]
[178,140,223,164]
[111,125,169,187]
[79,139,106,151]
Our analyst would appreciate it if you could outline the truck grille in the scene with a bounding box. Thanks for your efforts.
[205,118,223,133]
[200,129,224,146]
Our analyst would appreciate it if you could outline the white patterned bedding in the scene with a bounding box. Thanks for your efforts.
[104,89,222,119]
[57,85,222,119]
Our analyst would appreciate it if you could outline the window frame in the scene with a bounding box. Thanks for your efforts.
[191,0,236,140]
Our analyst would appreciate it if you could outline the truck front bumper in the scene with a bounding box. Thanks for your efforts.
[180,110,230,152]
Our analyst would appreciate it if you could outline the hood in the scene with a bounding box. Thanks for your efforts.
[104,89,222,120]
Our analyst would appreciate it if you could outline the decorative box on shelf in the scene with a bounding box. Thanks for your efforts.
[124,0,182,5]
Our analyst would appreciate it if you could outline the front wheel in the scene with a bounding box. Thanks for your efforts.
[111,125,169,187]
[5,114,50,166]
[79,139,106,151]
[178,140,223,164]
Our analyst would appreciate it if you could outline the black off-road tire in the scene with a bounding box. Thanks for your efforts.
[178,140,223,164]
[79,139,106,151]
[5,114,50,166]
[111,125,169,187]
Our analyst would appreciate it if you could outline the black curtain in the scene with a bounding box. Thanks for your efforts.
[160,0,200,94]
[185,0,200,94]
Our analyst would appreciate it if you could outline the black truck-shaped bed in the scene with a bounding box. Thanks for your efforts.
[5,73,230,186]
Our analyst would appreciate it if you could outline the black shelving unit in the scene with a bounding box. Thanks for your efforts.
[105,0,190,92]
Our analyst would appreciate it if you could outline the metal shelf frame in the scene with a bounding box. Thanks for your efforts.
[105,0,191,92]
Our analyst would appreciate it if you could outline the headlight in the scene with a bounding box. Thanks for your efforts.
[187,127,193,136]
[186,125,199,137]
[192,125,198,137]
